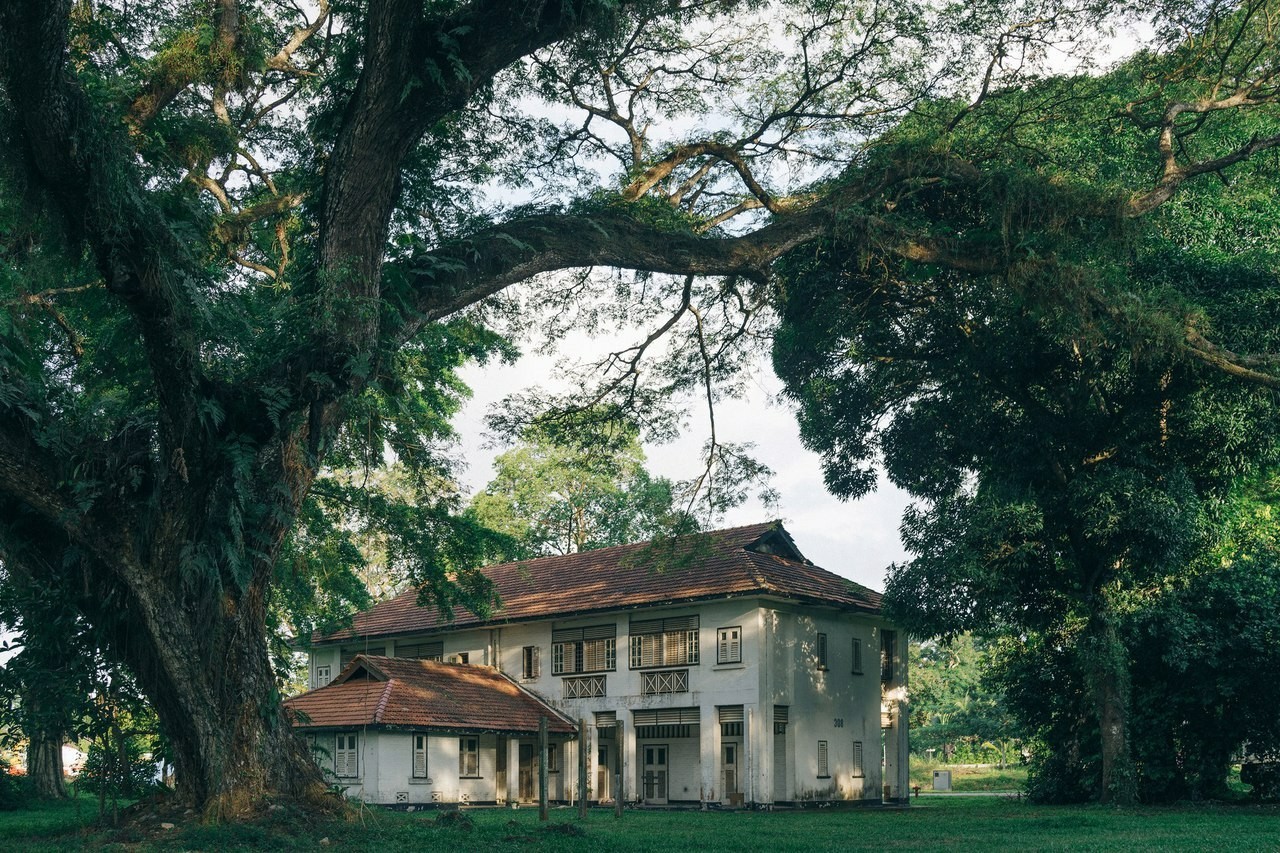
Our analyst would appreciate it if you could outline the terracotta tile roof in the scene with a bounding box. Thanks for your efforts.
[285,655,577,734]
[317,521,882,644]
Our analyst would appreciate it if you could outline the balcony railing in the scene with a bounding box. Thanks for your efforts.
[641,669,689,695]
[563,675,606,699]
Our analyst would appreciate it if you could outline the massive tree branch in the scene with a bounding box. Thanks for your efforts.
[317,0,644,362]
[0,1,204,472]
[1184,327,1280,388]
[391,184,997,345]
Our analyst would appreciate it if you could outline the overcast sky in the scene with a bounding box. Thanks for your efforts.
[453,350,912,592]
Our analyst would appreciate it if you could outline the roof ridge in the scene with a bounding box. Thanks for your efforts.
[373,679,395,725]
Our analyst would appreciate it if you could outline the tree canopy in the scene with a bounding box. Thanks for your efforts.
[772,15,1280,802]
[0,0,1278,816]
[470,415,696,558]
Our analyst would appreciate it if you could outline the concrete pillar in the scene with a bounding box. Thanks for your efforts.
[506,737,520,804]
[700,706,718,807]
[755,704,772,806]
[622,719,635,805]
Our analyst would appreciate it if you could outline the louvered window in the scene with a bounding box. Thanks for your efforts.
[633,707,700,726]
[816,632,828,669]
[717,626,741,664]
[396,641,444,661]
[817,741,829,778]
[412,734,428,779]
[629,616,699,668]
[335,732,359,778]
[852,741,864,777]
[773,705,789,735]
[340,647,385,668]
[552,625,616,675]
[522,645,540,679]
[852,638,863,674]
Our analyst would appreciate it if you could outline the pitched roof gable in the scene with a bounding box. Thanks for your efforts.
[284,655,577,734]
[318,521,881,644]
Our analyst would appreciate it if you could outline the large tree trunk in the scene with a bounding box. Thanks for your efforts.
[25,713,67,800]
[107,571,332,818]
[1083,604,1136,804]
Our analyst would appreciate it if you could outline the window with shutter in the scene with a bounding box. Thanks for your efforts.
[551,625,615,674]
[314,664,331,687]
[717,626,742,664]
[397,641,444,660]
[335,732,358,778]
[629,616,700,668]
[459,737,480,777]
[522,645,540,679]
[412,734,428,779]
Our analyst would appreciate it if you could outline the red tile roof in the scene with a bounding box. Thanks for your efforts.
[317,521,882,644]
[285,655,577,734]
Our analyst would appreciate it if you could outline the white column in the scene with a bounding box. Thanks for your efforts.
[622,720,635,804]
[700,707,718,807]
[755,704,772,805]
[506,737,520,804]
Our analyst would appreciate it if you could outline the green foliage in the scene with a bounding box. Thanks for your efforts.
[910,636,1020,766]
[0,755,33,811]
[773,28,1280,804]
[470,411,697,559]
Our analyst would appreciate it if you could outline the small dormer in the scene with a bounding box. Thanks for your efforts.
[745,525,809,563]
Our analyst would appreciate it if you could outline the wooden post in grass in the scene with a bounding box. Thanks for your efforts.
[579,718,589,819]
[539,716,549,821]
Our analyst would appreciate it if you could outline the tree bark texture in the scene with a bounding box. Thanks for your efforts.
[25,711,68,800]
[1083,605,1136,805]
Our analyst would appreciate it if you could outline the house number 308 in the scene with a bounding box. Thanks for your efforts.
[833,718,844,728]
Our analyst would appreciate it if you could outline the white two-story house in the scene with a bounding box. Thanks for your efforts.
[289,521,909,808]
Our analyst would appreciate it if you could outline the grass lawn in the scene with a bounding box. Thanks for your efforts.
[3,795,1280,852]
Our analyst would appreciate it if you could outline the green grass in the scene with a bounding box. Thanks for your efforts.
[4,796,1280,852]
[909,760,1029,792]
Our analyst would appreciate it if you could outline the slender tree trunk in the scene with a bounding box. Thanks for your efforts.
[1083,603,1136,804]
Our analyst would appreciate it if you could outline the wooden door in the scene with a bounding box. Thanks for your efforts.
[518,743,535,802]
[721,742,740,802]
[596,743,611,801]
[642,744,668,804]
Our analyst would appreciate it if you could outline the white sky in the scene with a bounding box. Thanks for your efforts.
[453,350,912,592]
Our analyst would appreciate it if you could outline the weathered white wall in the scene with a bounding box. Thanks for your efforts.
[763,605,903,803]
[306,595,906,806]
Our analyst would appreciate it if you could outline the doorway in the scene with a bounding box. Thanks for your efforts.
[721,742,741,805]
[518,743,535,802]
[642,744,668,804]
[596,743,612,801]
[496,736,508,802]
